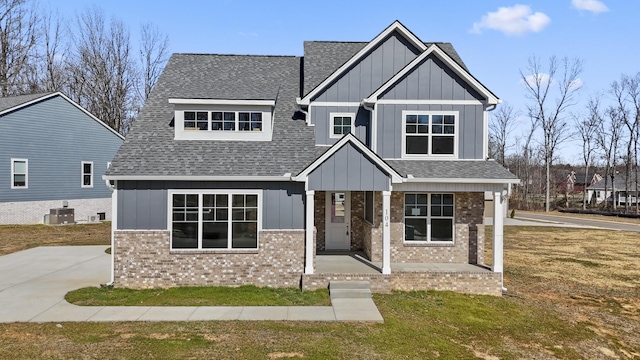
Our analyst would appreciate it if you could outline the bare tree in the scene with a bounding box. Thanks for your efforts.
[38,10,67,92]
[521,55,584,212]
[576,97,601,210]
[489,103,519,166]
[598,106,624,210]
[67,8,136,134]
[0,0,39,96]
[138,22,168,102]
[621,73,640,212]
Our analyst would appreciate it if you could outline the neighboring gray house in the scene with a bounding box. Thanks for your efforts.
[105,21,518,295]
[588,176,638,205]
[0,92,124,224]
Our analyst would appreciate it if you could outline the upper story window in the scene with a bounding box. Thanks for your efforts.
[11,159,28,189]
[402,111,458,158]
[330,112,354,138]
[169,99,274,141]
[81,161,93,188]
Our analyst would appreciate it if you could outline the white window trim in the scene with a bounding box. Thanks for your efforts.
[81,161,93,188]
[10,158,28,189]
[403,193,455,244]
[173,104,273,141]
[167,189,263,251]
[401,110,459,159]
[329,112,355,139]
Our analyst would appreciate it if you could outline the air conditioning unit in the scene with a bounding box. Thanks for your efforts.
[88,215,97,222]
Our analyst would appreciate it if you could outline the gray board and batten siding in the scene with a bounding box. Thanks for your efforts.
[116,181,305,231]
[377,104,484,159]
[311,31,420,103]
[307,142,390,191]
[0,95,123,202]
[310,105,370,146]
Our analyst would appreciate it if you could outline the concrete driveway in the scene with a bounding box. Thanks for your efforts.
[0,246,110,322]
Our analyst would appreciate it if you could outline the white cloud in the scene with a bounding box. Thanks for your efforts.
[471,5,551,35]
[522,73,553,88]
[572,0,609,14]
[569,78,584,90]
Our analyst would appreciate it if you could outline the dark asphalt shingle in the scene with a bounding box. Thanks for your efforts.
[0,93,53,113]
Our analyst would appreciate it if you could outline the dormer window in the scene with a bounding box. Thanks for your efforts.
[170,99,274,141]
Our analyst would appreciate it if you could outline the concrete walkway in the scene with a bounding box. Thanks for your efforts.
[0,246,383,323]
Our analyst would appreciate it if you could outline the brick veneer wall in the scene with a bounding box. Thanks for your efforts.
[350,192,365,251]
[0,197,112,224]
[113,230,304,288]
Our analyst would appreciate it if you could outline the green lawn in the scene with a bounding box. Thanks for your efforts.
[66,285,331,306]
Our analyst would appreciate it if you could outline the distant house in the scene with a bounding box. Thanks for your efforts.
[0,92,124,224]
[558,171,601,195]
[588,176,639,205]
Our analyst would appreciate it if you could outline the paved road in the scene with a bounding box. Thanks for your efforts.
[0,246,383,323]
[515,212,640,232]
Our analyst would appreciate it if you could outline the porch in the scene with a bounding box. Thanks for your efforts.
[303,252,501,295]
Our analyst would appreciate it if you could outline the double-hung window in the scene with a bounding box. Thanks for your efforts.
[404,193,454,243]
[81,161,93,188]
[403,111,457,158]
[171,191,260,250]
[11,159,28,189]
[330,113,354,138]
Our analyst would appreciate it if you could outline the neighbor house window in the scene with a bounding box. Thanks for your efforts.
[81,161,93,188]
[330,113,354,138]
[404,193,454,243]
[171,191,260,250]
[403,111,457,157]
[11,159,28,189]
[185,111,263,132]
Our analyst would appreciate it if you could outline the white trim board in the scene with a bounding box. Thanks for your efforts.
[169,98,275,106]
[102,175,293,181]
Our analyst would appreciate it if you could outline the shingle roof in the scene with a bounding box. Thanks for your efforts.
[107,54,317,177]
[303,41,467,96]
[0,93,53,113]
[386,160,518,180]
[589,176,638,190]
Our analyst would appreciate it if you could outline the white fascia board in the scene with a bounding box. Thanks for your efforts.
[293,133,403,183]
[298,21,427,106]
[168,98,276,106]
[102,175,293,181]
[364,45,500,105]
[403,177,521,185]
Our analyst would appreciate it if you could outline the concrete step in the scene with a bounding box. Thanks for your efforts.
[329,281,372,299]
[329,280,371,291]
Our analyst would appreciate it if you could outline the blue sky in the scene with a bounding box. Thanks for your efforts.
[46,0,633,163]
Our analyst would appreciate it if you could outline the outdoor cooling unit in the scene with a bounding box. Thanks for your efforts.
[49,208,75,225]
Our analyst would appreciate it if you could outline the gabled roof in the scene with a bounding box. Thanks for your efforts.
[365,44,500,105]
[0,92,124,140]
[106,54,317,178]
[299,20,428,105]
[589,176,638,190]
[294,133,403,183]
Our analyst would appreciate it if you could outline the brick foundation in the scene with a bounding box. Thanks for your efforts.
[0,197,112,224]
[113,229,305,288]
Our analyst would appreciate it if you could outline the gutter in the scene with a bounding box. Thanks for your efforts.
[102,174,295,182]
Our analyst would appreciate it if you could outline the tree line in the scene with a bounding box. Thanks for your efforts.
[0,0,169,134]
[490,55,640,213]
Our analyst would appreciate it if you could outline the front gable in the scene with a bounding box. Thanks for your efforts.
[379,53,484,101]
[311,31,421,103]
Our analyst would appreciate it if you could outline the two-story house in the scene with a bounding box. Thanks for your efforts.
[1,92,124,224]
[105,21,518,295]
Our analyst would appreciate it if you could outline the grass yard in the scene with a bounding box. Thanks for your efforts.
[0,223,638,358]
[0,222,110,256]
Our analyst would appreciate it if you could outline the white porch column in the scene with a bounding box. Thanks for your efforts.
[382,190,391,275]
[493,189,505,289]
[304,190,315,274]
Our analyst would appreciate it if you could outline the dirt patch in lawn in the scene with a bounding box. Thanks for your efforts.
[0,222,110,255]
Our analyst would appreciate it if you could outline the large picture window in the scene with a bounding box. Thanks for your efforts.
[11,159,28,189]
[404,193,454,243]
[403,111,457,158]
[171,191,260,250]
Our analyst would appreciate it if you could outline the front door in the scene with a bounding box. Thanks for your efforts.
[325,192,350,250]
